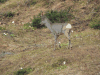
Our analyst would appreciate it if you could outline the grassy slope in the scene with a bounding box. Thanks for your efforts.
[0,0,100,75]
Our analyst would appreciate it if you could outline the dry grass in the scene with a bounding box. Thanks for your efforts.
[0,0,100,75]
[0,24,100,75]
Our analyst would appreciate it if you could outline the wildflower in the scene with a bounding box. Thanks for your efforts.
[3,33,7,35]
[12,21,14,23]
[63,61,66,65]
[59,42,61,44]
[20,67,23,69]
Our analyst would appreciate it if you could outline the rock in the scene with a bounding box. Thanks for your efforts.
[0,22,2,25]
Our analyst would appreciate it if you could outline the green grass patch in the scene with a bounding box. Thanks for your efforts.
[10,34,15,37]
[0,27,6,30]
[61,43,69,47]
[23,23,35,30]
[57,65,67,70]
[14,67,34,75]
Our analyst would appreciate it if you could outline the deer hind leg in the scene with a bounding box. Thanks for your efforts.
[68,32,70,49]
[54,35,59,50]
[64,30,72,50]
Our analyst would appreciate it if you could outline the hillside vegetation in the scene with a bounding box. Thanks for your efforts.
[0,0,100,75]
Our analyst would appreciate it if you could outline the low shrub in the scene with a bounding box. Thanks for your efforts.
[0,0,7,3]
[32,16,41,28]
[31,10,74,28]
[89,19,100,29]
[31,13,45,28]
[45,10,74,23]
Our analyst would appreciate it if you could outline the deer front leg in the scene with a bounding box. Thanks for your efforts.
[68,39,71,49]
[69,39,72,50]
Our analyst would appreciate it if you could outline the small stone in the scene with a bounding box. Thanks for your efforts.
[0,22,1,25]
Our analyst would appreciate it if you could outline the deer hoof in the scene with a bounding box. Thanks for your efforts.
[59,45,61,48]
[70,47,72,50]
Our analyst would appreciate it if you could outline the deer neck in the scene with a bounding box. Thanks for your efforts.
[45,19,54,33]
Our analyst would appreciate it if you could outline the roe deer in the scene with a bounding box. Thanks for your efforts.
[40,15,73,50]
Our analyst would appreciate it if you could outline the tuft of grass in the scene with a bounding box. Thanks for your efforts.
[43,0,55,7]
[0,27,6,30]
[30,0,37,5]
[14,67,34,75]
[61,43,69,47]
[10,34,15,37]
[23,23,35,30]
[3,11,15,18]
[52,58,69,68]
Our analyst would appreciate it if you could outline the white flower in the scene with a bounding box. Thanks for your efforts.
[29,26,31,27]
[12,21,14,23]
[79,46,81,48]
[20,67,23,69]
[72,30,73,33]
[59,42,61,44]
[63,61,66,65]
[3,33,7,35]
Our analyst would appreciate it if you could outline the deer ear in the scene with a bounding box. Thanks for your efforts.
[41,11,43,16]
[42,12,43,16]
